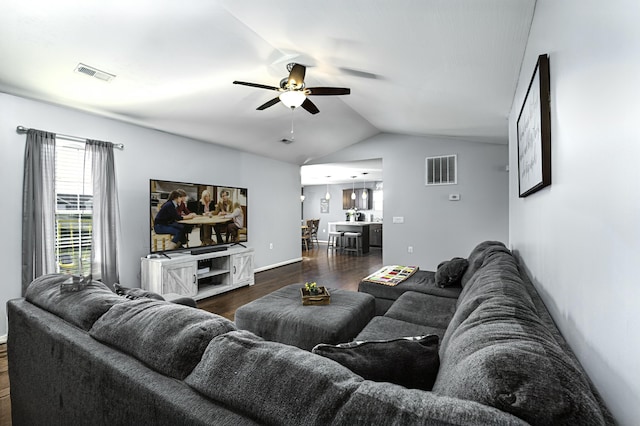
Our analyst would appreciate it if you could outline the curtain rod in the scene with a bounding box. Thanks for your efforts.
[16,125,124,150]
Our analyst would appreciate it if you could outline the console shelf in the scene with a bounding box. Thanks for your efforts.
[141,246,254,300]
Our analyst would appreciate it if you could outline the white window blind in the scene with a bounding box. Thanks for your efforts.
[425,154,457,185]
[55,139,93,275]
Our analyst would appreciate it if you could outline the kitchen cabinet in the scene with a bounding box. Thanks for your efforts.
[369,223,382,247]
[342,189,372,210]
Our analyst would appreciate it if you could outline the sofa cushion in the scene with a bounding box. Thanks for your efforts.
[460,240,507,288]
[312,335,439,390]
[435,257,469,287]
[90,299,236,380]
[440,249,534,354]
[185,330,364,425]
[434,263,608,424]
[186,330,528,426]
[385,291,457,329]
[25,273,125,331]
[355,316,447,341]
[359,270,461,315]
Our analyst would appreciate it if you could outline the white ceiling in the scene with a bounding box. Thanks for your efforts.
[0,0,535,179]
[301,159,383,186]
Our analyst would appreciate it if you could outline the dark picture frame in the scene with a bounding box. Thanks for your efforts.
[517,54,551,197]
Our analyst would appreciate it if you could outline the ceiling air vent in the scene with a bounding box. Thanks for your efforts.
[74,63,116,82]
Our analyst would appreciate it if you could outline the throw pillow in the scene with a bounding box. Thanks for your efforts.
[312,334,440,390]
[435,257,469,287]
[114,283,165,301]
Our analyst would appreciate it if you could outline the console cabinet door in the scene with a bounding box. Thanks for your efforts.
[161,261,197,296]
[231,252,254,286]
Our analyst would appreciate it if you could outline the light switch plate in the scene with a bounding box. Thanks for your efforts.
[392,216,404,224]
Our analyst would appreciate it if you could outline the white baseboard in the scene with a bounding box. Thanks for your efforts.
[254,257,302,273]
[0,334,7,344]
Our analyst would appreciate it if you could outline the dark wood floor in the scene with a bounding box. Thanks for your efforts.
[198,244,383,321]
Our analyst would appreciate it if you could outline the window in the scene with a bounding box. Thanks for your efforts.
[55,139,92,275]
[425,154,457,185]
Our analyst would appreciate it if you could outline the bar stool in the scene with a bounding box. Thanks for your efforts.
[342,232,362,255]
[327,231,343,253]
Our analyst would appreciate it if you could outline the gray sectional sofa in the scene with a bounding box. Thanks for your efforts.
[7,241,614,425]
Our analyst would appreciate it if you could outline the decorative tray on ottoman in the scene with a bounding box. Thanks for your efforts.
[300,286,331,305]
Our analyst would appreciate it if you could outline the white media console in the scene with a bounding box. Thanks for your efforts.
[141,246,254,300]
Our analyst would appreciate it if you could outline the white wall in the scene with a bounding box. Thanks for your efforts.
[310,133,509,270]
[508,1,640,423]
[0,92,302,338]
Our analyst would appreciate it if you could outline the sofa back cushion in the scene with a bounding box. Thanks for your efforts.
[186,330,363,425]
[460,240,507,288]
[25,273,125,330]
[185,330,528,426]
[441,247,531,352]
[434,251,609,424]
[90,299,236,379]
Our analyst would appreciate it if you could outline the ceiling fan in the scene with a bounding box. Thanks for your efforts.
[233,63,350,115]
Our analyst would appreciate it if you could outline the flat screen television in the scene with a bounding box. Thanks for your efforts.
[150,179,247,254]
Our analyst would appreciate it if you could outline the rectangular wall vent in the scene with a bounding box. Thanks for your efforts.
[74,63,116,82]
[426,154,457,185]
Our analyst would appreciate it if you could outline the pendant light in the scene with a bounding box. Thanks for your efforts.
[361,172,368,199]
[325,176,331,200]
[351,176,357,200]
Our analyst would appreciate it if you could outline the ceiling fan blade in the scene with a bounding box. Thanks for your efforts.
[307,87,351,96]
[233,81,280,91]
[256,96,281,110]
[287,63,306,87]
[301,98,319,115]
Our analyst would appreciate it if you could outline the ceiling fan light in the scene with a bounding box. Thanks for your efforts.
[279,90,306,108]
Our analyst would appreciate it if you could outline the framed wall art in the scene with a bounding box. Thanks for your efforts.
[517,54,551,197]
[320,198,329,214]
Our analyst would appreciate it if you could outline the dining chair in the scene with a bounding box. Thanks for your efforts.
[301,224,312,251]
[310,219,320,247]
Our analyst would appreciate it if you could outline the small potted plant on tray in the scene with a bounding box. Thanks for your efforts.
[301,282,331,305]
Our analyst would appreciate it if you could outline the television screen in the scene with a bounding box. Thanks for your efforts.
[150,179,247,253]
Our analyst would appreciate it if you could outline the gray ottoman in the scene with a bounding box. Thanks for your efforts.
[234,284,375,351]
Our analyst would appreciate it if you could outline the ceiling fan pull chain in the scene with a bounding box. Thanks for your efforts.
[290,108,295,141]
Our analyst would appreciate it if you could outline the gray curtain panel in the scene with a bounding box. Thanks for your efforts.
[86,139,120,289]
[21,130,57,295]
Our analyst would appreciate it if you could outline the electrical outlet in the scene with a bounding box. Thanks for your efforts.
[269,243,273,250]
[408,246,413,253]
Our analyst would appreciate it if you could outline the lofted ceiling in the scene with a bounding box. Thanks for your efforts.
[0,0,535,171]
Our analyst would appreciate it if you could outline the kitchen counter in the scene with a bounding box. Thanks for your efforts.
[330,221,382,225]
[328,222,383,254]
